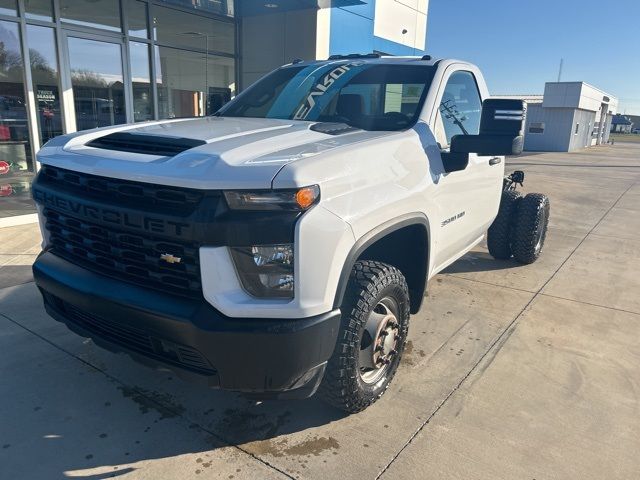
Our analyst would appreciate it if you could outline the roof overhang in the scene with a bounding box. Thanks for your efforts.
[237,0,365,17]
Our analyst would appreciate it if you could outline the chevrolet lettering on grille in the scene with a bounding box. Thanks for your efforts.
[32,189,190,237]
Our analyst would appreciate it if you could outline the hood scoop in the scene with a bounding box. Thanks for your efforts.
[309,122,360,136]
[87,131,206,157]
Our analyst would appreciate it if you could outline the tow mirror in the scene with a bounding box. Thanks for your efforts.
[450,99,527,156]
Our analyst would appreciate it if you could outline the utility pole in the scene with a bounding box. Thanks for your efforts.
[557,58,564,82]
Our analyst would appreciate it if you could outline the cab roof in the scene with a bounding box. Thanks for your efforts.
[288,53,442,68]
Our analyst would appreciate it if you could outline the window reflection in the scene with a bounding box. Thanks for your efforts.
[0,20,36,217]
[25,0,53,22]
[68,37,126,130]
[205,55,235,114]
[153,5,234,54]
[27,24,63,145]
[439,71,482,145]
[159,0,234,16]
[0,0,16,16]
[155,46,234,118]
[130,42,153,122]
[127,0,148,38]
[60,0,121,32]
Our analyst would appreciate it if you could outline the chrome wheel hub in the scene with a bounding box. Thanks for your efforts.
[359,299,400,384]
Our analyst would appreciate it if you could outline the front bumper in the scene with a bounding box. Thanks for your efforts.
[33,252,341,398]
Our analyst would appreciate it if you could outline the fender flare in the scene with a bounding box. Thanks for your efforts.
[332,213,431,313]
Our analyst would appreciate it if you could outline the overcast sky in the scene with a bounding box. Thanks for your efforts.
[426,0,640,114]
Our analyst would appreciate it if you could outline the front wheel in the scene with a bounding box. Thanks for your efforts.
[318,260,410,413]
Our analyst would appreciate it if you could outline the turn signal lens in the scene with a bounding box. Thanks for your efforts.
[295,186,319,209]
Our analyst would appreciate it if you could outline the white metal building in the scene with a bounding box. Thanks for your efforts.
[495,82,618,152]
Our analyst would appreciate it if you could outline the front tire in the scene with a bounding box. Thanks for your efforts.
[318,260,410,413]
[511,193,550,264]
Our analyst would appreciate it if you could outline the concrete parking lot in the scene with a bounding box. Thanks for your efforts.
[1,143,639,480]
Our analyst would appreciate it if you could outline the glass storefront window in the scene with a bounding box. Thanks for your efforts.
[153,5,234,54]
[0,20,36,218]
[68,37,126,130]
[0,2,238,222]
[0,0,16,16]
[25,0,53,22]
[206,55,235,113]
[127,0,148,38]
[27,25,63,145]
[129,42,153,122]
[155,46,234,118]
[60,0,121,32]
[159,0,234,17]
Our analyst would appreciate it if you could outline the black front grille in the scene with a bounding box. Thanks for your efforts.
[40,165,204,212]
[47,294,215,375]
[44,208,202,298]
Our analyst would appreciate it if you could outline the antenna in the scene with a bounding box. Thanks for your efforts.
[557,58,564,82]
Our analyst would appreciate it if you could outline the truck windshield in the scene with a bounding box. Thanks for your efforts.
[218,63,436,131]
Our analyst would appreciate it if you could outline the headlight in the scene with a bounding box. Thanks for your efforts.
[230,244,294,298]
[224,185,320,211]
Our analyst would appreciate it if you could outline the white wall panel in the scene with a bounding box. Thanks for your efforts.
[414,12,427,50]
[374,0,427,49]
[396,0,419,9]
[396,0,429,13]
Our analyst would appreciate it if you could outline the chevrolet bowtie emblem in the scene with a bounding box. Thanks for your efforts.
[160,253,182,264]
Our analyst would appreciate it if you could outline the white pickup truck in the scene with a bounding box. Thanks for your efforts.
[31,54,549,413]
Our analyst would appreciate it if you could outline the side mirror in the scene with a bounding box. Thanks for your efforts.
[439,151,469,173]
[450,99,527,156]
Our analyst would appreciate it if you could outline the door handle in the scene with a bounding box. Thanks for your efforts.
[489,157,502,166]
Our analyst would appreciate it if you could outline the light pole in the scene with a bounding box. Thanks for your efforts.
[182,31,215,114]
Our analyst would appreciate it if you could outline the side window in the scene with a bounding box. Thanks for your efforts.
[438,71,482,146]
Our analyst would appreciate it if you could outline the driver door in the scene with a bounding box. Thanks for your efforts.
[431,69,503,269]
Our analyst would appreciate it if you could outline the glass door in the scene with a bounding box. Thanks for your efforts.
[65,35,127,131]
[0,19,36,218]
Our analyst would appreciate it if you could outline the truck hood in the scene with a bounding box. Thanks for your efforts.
[37,116,393,189]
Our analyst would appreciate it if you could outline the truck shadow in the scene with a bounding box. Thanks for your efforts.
[443,251,522,274]
[0,264,34,289]
[206,392,347,446]
[7,368,347,480]
[96,373,349,477]
[2,283,350,480]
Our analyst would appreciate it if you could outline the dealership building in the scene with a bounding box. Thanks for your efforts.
[0,0,429,225]
[496,81,618,152]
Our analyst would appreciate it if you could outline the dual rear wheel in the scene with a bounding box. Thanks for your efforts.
[487,191,550,264]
